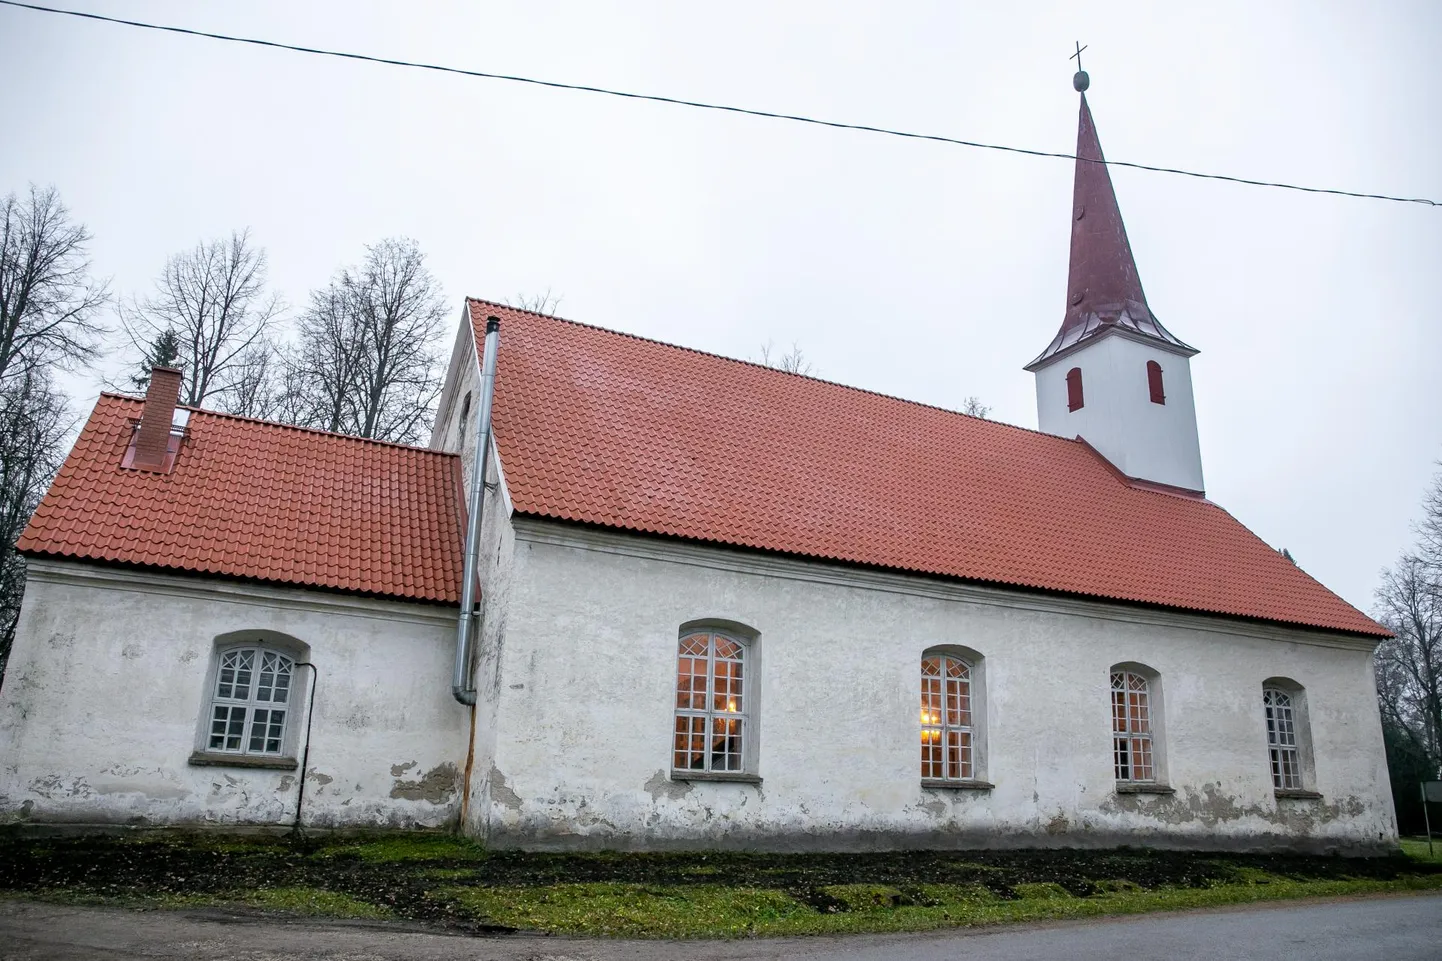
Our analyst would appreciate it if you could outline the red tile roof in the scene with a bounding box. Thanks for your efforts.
[471,299,1387,638]
[18,397,464,605]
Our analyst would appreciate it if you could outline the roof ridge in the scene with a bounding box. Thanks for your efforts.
[98,393,461,459]
[464,297,1072,445]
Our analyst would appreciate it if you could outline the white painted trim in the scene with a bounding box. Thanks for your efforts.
[22,558,457,627]
[510,518,1379,652]
[1027,324,1199,374]
[491,436,514,518]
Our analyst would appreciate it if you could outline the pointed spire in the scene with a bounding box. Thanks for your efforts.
[1026,81,1194,371]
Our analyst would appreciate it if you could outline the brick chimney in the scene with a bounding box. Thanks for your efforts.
[130,366,183,471]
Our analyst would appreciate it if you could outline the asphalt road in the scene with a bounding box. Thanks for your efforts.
[1,892,1439,961]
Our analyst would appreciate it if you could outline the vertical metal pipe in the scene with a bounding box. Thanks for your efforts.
[290,662,319,833]
[453,317,500,705]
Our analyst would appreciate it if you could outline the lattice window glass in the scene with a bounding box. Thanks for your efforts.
[1111,670,1154,782]
[672,630,746,773]
[921,655,973,781]
[1263,688,1301,790]
[207,647,293,756]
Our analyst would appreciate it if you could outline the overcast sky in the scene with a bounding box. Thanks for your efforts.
[2,0,1438,616]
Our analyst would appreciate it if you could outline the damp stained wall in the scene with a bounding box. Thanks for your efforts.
[0,561,469,828]
[481,519,1396,853]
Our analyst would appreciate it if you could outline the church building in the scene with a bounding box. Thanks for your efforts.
[0,81,1397,853]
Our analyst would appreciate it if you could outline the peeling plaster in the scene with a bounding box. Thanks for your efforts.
[1099,782,1369,831]
[389,763,460,803]
[643,770,693,801]
[390,761,417,777]
[489,766,524,810]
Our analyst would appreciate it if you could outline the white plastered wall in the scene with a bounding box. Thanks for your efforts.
[1035,331,1205,492]
[482,519,1395,853]
[0,561,469,828]
[426,305,518,838]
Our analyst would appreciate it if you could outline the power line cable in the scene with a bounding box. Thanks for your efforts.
[2,0,1436,208]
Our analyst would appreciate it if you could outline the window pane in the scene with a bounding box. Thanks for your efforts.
[674,715,706,770]
[222,706,246,751]
[947,729,973,780]
[1131,737,1153,781]
[249,709,270,753]
[921,730,941,779]
[231,650,254,700]
[714,636,743,660]
[217,649,246,700]
[710,715,743,772]
[271,663,291,704]
[210,705,241,750]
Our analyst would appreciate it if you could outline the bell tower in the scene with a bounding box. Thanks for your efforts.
[1026,67,1204,494]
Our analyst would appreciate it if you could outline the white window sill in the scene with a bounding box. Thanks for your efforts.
[670,771,762,784]
[921,779,994,791]
[1115,782,1175,795]
[189,751,298,771]
[1275,789,1323,800]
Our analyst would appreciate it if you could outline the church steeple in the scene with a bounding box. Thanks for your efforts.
[1026,73,1195,371]
[1025,66,1205,494]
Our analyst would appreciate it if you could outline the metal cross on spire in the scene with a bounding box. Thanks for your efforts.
[1071,41,1091,91]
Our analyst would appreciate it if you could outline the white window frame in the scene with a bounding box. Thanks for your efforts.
[921,653,975,782]
[201,643,297,759]
[672,627,751,776]
[1111,668,1157,783]
[1262,687,1301,790]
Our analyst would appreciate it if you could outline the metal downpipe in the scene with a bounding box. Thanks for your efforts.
[453,316,500,705]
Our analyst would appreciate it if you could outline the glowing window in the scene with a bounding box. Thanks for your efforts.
[673,629,747,774]
[1066,367,1084,412]
[1111,670,1154,782]
[921,654,973,781]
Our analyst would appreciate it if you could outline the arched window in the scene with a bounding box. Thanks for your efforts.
[920,653,973,782]
[673,627,748,774]
[1066,367,1084,412]
[1111,667,1156,783]
[1262,678,1315,794]
[1146,360,1165,405]
[459,390,473,428]
[206,645,295,756]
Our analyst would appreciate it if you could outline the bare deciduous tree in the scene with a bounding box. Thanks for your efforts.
[121,229,282,408]
[288,238,448,444]
[758,341,815,376]
[0,184,109,382]
[506,289,562,316]
[1375,473,1442,775]
[1374,467,1442,834]
[0,367,70,678]
[962,396,992,419]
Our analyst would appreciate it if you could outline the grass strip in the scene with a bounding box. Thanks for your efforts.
[446,873,1442,938]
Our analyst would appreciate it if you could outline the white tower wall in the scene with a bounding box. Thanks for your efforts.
[1034,331,1204,492]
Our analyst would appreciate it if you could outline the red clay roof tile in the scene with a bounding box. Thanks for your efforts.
[470,298,1386,638]
[18,397,463,605]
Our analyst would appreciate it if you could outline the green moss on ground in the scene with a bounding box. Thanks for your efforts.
[4,833,1441,938]
[1400,838,1441,863]
[320,834,485,863]
[236,886,392,918]
[448,873,1442,938]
